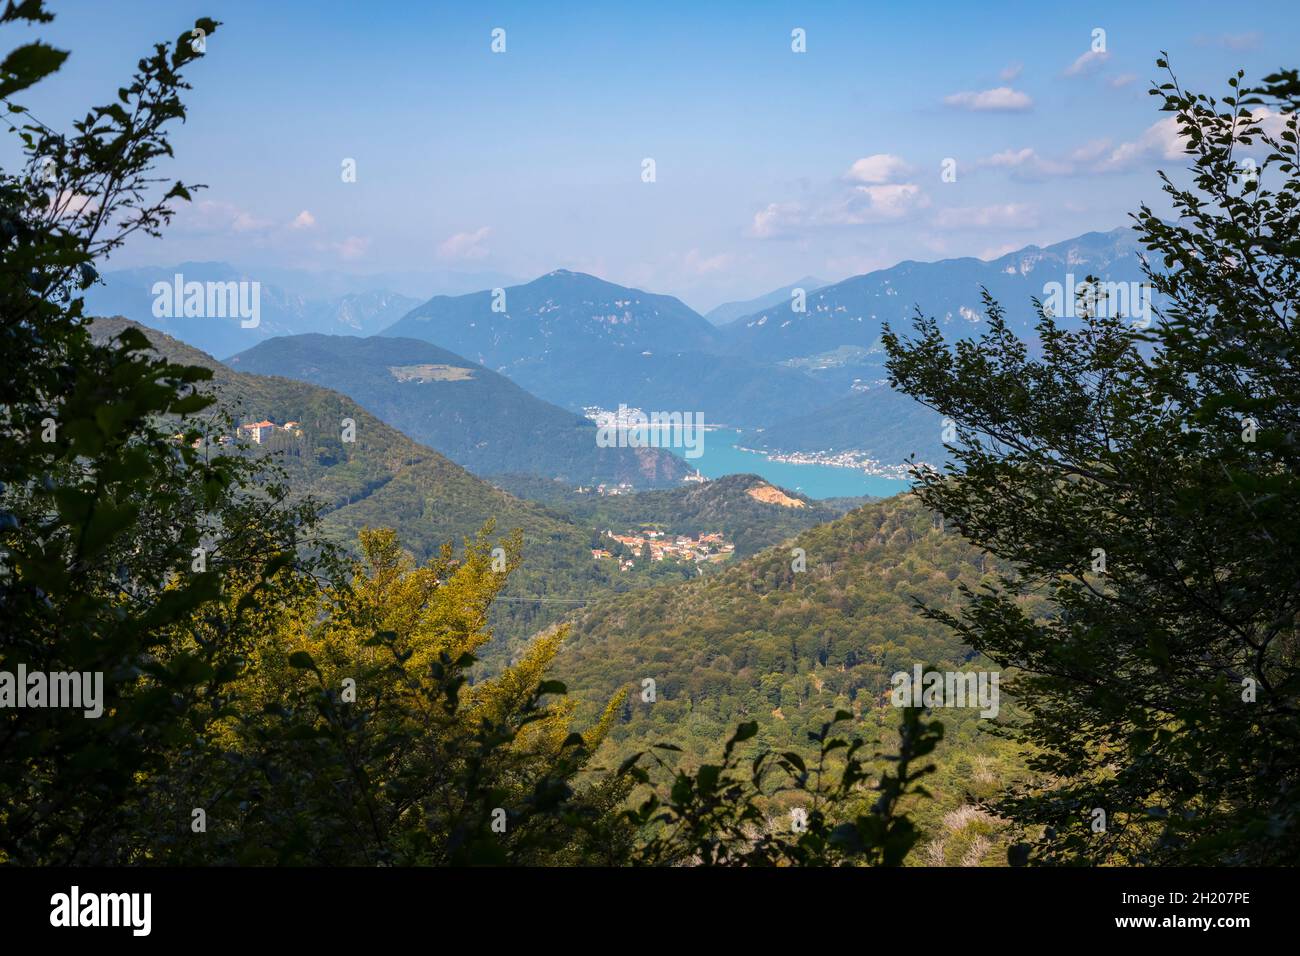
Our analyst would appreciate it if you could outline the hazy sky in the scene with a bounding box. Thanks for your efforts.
[15,0,1299,310]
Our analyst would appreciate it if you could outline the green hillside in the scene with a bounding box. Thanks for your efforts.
[748,386,948,467]
[86,318,669,650]
[227,333,693,488]
[554,493,1029,860]
[492,472,863,558]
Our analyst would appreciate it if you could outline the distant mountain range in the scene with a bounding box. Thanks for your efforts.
[380,269,842,427]
[226,333,693,488]
[92,227,1151,469]
[719,227,1149,460]
[84,262,421,359]
[704,276,832,326]
[385,269,718,363]
[718,227,1149,363]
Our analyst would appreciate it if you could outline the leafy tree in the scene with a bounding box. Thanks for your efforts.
[883,59,1300,864]
[621,708,942,866]
[0,1,286,863]
[213,528,626,865]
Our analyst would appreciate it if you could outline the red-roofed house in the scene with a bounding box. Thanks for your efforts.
[239,420,276,444]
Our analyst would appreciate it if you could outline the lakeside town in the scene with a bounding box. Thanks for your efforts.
[737,446,918,481]
[583,404,914,483]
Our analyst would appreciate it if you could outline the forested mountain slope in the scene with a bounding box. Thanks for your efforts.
[228,333,692,487]
[87,318,631,646]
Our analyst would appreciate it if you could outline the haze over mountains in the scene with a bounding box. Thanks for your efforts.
[703,276,832,326]
[79,226,1150,702]
[718,227,1149,362]
[84,262,420,359]
[90,226,1149,475]
[83,262,521,360]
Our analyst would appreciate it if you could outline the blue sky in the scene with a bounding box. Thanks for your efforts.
[12,0,1299,310]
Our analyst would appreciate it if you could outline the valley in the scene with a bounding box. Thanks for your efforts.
[225,333,694,488]
[78,228,1151,861]
[9,0,1293,883]
[107,227,1152,491]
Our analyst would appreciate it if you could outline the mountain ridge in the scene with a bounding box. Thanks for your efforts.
[86,317,641,650]
[704,275,833,326]
[718,226,1147,362]
[226,332,694,488]
[379,269,841,427]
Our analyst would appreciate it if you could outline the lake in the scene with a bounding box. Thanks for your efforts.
[666,428,912,500]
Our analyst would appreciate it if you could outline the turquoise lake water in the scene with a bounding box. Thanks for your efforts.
[666,429,911,500]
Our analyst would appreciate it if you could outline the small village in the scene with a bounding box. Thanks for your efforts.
[174,419,303,448]
[573,482,636,496]
[235,419,303,444]
[592,528,734,570]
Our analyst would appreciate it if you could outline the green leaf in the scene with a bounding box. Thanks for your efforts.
[0,41,69,98]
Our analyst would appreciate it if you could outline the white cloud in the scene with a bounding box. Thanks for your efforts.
[750,151,935,240]
[1224,32,1261,50]
[979,147,1072,180]
[1109,73,1139,89]
[180,200,273,236]
[1251,107,1294,140]
[984,147,1036,167]
[1094,117,1187,171]
[975,114,1223,181]
[836,183,928,222]
[944,86,1033,112]
[1000,62,1023,82]
[935,203,1038,230]
[748,181,929,239]
[50,190,97,219]
[232,211,271,233]
[844,153,912,184]
[1068,139,1113,165]
[437,226,492,260]
[289,210,316,230]
[1065,49,1110,77]
[332,236,370,260]
[748,202,804,239]
[979,242,1022,261]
